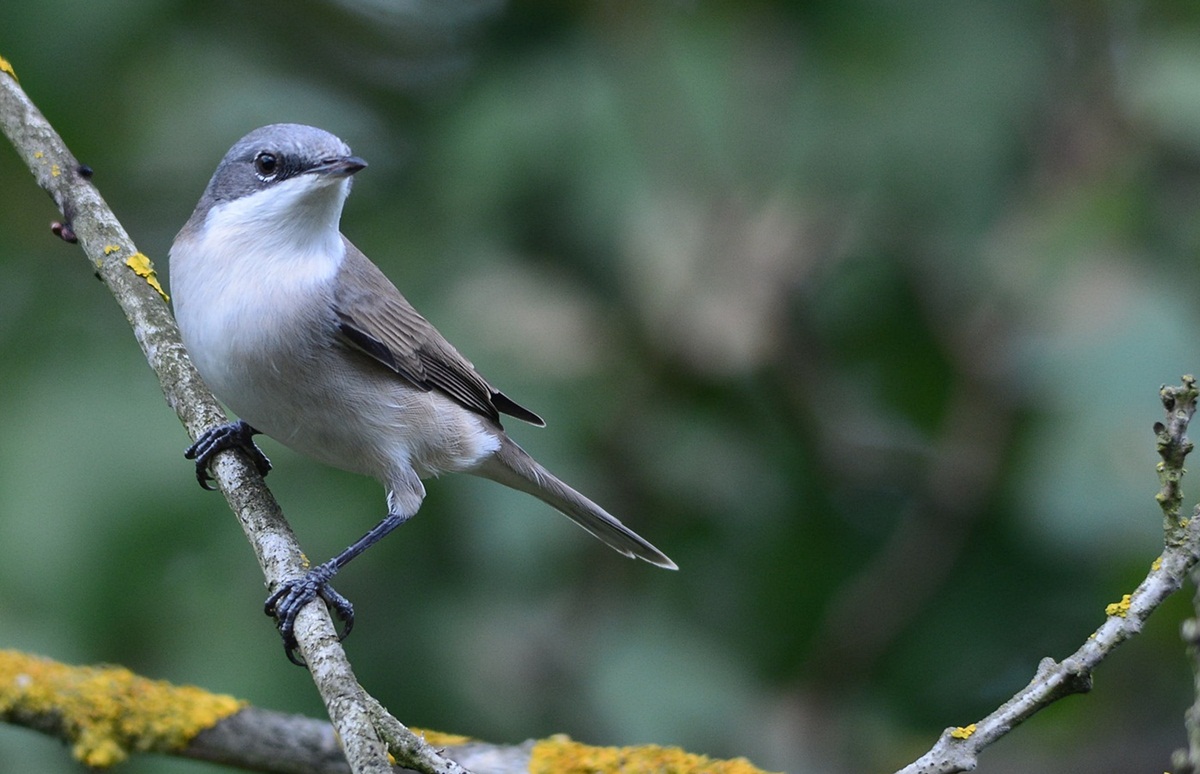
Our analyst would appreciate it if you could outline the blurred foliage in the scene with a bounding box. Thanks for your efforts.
[3,1,1200,771]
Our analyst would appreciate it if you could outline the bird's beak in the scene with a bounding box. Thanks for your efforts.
[310,155,368,178]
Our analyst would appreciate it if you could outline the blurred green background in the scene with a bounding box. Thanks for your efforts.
[2,1,1199,771]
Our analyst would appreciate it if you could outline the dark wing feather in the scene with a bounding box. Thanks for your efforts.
[333,239,545,427]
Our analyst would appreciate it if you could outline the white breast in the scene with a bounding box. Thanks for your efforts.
[170,177,349,436]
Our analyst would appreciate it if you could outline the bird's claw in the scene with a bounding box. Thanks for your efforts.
[264,562,355,667]
[184,420,271,490]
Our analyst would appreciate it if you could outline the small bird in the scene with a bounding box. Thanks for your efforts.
[169,124,676,663]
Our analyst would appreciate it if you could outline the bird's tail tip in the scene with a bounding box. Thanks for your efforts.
[648,553,680,571]
[481,438,680,571]
[629,543,678,570]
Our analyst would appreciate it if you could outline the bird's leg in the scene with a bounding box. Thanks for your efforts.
[265,509,413,666]
[184,419,272,490]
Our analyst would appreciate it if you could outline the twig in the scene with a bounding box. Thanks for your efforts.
[0,54,464,774]
[1168,375,1200,772]
[896,377,1200,773]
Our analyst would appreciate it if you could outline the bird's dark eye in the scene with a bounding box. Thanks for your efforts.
[254,152,279,180]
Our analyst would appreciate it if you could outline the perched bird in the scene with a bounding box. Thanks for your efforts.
[169,124,676,663]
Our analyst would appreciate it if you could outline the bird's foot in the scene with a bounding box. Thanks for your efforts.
[264,561,355,667]
[184,420,271,490]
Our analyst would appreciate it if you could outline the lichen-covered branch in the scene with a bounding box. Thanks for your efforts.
[0,649,244,768]
[896,377,1200,774]
[0,54,462,774]
[0,650,777,774]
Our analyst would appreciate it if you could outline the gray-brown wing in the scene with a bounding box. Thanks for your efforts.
[332,239,545,427]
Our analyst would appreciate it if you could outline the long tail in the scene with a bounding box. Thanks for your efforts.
[474,436,678,570]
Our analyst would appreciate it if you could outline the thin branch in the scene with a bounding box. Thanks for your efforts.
[0,54,463,774]
[896,377,1200,773]
[1168,377,1200,774]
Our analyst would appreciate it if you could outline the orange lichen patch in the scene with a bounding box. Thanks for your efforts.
[0,650,244,768]
[412,727,473,747]
[531,734,777,774]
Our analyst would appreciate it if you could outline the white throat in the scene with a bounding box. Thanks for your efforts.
[169,173,353,378]
[204,174,350,270]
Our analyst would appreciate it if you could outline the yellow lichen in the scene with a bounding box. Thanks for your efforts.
[51,163,61,177]
[530,735,777,774]
[950,724,977,740]
[125,252,169,302]
[0,54,16,81]
[104,245,121,255]
[1152,556,1163,572]
[0,650,244,768]
[1105,594,1132,618]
